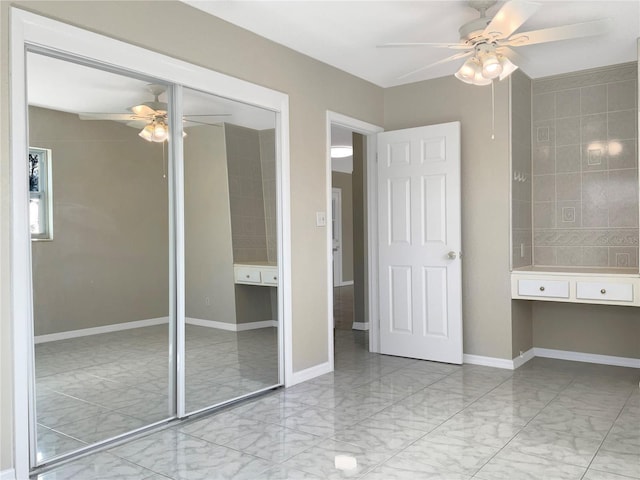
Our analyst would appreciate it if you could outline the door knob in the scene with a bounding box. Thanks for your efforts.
[447,251,457,260]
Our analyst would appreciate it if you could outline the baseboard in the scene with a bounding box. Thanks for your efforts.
[463,353,516,370]
[352,322,369,331]
[34,317,169,344]
[287,361,332,387]
[1,468,16,480]
[463,347,639,371]
[534,348,640,369]
[337,281,354,286]
[512,348,535,369]
[186,317,277,332]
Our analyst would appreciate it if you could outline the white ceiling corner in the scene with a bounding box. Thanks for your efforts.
[183,0,640,88]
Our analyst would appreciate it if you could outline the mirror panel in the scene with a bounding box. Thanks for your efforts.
[27,52,174,463]
[183,86,280,414]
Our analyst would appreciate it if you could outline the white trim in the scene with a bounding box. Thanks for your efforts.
[337,280,354,286]
[326,112,383,366]
[0,469,16,480]
[186,317,277,332]
[33,317,170,344]
[512,348,536,369]
[352,322,370,331]
[10,9,291,475]
[534,348,640,369]
[463,353,517,370]
[288,361,333,387]
[464,348,640,370]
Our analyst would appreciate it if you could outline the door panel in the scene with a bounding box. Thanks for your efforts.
[378,122,462,364]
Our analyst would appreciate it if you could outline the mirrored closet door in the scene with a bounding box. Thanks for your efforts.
[27,52,175,464]
[26,52,283,468]
[183,87,280,414]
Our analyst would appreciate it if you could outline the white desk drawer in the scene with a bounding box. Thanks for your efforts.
[518,279,569,298]
[235,267,261,284]
[261,268,278,285]
[576,281,634,302]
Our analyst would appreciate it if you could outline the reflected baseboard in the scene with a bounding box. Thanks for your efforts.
[186,317,277,332]
[34,317,169,344]
[352,322,369,331]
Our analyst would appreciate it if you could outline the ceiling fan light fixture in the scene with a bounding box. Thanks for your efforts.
[455,58,480,84]
[153,120,167,139]
[331,146,353,158]
[498,55,518,80]
[138,124,155,141]
[481,52,503,79]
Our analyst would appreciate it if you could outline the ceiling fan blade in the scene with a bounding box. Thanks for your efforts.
[483,0,541,40]
[378,42,472,50]
[397,51,473,80]
[183,113,232,117]
[504,18,613,47]
[130,104,158,117]
[496,46,526,64]
[78,113,138,121]
[183,119,224,127]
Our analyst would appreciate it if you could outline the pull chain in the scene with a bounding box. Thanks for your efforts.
[491,80,495,140]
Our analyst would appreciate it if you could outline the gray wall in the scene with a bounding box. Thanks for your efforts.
[533,302,640,358]
[512,69,533,269]
[184,124,237,324]
[384,76,514,360]
[531,63,638,268]
[331,171,354,282]
[30,107,169,336]
[510,70,534,357]
[226,123,269,263]
[260,129,277,263]
[352,133,367,326]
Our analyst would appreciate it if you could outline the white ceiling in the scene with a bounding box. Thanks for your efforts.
[27,53,276,131]
[184,0,640,88]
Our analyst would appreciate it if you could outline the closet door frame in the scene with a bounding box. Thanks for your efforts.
[9,9,292,479]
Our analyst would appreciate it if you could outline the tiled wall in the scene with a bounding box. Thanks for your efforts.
[259,129,277,263]
[226,123,271,263]
[512,70,533,268]
[531,63,638,268]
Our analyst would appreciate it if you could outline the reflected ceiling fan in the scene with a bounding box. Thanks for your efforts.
[381,0,613,85]
[78,84,230,142]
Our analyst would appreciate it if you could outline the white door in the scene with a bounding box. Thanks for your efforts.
[377,122,462,364]
[332,188,343,286]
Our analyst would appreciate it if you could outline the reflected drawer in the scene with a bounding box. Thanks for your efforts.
[235,267,261,284]
[576,281,634,302]
[518,279,569,298]
[261,268,278,285]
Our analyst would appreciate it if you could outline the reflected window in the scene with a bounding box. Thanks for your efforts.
[29,147,52,240]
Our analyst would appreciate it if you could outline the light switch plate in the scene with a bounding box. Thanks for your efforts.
[316,211,326,227]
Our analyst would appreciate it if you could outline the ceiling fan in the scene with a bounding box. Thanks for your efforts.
[78,84,230,142]
[381,0,613,85]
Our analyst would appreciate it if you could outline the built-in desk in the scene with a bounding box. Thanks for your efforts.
[511,267,640,307]
[234,262,278,287]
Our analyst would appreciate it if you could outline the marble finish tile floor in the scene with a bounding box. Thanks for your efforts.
[34,325,279,462]
[35,330,639,479]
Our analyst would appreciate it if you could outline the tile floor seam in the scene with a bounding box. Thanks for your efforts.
[579,388,636,479]
[466,372,569,478]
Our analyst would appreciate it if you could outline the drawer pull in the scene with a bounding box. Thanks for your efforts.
[601,289,606,294]
[539,286,545,292]
[273,276,277,280]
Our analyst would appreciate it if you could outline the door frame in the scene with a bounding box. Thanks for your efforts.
[326,111,383,362]
[9,9,292,478]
